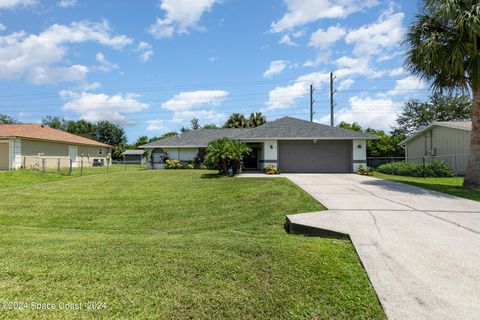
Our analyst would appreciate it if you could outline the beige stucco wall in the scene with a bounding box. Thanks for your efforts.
[0,140,9,170]
[22,139,69,157]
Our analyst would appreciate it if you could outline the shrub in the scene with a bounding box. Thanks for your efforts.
[264,165,280,175]
[184,163,195,169]
[376,160,454,177]
[165,160,183,169]
[357,165,373,176]
[204,137,251,175]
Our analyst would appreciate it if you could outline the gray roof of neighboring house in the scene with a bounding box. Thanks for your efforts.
[140,117,377,148]
[399,121,472,146]
[121,149,146,156]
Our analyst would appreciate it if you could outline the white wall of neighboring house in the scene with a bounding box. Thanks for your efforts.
[260,140,278,170]
[11,138,22,170]
[352,139,367,172]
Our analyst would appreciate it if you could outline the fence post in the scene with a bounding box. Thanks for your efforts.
[57,158,60,172]
[42,158,46,173]
[23,157,26,169]
[454,155,458,176]
[80,156,84,176]
[422,156,426,179]
[68,159,72,176]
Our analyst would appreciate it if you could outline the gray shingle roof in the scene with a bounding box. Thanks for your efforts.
[141,117,377,148]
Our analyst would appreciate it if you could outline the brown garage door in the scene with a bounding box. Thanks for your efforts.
[278,140,352,173]
[0,142,9,170]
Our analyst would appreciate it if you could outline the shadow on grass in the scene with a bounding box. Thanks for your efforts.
[200,173,222,179]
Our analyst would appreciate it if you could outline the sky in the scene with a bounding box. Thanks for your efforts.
[0,0,429,142]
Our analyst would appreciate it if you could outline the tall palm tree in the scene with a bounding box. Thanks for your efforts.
[248,112,267,127]
[224,113,249,128]
[404,0,480,189]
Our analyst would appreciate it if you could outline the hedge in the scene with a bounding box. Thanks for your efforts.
[376,160,454,177]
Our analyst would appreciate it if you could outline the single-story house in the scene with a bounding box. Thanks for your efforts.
[399,121,472,175]
[0,124,112,170]
[141,117,377,173]
[121,149,147,164]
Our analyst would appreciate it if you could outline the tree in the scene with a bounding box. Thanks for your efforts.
[248,112,267,127]
[224,113,249,128]
[132,136,149,149]
[337,122,405,157]
[0,114,18,124]
[65,119,96,139]
[190,118,200,130]
[395,93,472,136]
[204,137,251,175]
[42,116,67,130]
[95,121,127,146]
[203,123,220,129]
[338,121,362,132]
[404,0,480,188]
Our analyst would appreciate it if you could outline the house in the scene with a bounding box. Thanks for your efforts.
[0,124,112,170]
[121,150,147,164]
[399,121,472,175]
[141,117,377,173]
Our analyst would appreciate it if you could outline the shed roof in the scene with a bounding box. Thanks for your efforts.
[399,121,472,146]
[121,150,146,156]
[0,124,111,147]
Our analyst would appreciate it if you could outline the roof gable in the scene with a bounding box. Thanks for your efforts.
[399,121,472,146]
[0,124,111,147]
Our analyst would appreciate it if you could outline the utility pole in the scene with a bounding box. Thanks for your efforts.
[330,72,336,126]
[309,84,314,122]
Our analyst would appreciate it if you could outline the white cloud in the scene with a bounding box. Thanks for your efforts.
[208,56,219,62]
[0,0,36,9]
[58,0,77,7]
[263,60,288,78]
[61,91,148,125]
[334,55,384,79]
[271,0,378,32]
[162,90,228,111]
[279,34,298,46]
[337,79,354,91]
[0,23,5,31]
[345,10,404,56]
[388,67,405,77]
[146,120,164,132]
[172,109,224,123]
[266,72,330,110]
[149,0,220,39]
[309,26,346,49]
[135,41,154,62]
[94,52,118,72]
[320,96,401,129]
[0,20,132,84]
[303,51,331,67]
[387,75,426,96]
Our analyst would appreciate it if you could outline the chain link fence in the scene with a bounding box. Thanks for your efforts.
[20,156,148,177]
[367,153,469,176]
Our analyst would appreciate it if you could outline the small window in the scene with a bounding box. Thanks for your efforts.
[99,149,104,155]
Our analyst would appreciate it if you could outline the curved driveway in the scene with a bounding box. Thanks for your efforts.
[285,174,480,320]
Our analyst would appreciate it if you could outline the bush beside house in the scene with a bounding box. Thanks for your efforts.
[376,161,454,178]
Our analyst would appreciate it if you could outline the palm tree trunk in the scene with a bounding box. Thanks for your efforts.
[463,83,480,189]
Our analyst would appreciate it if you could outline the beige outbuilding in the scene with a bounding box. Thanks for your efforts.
[399,121,472,175]
[0,124,112,170]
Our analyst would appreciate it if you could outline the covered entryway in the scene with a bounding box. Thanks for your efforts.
[0,141,9,170]
[278,140,352,173]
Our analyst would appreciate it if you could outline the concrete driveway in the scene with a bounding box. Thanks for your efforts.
[285,174,480,320]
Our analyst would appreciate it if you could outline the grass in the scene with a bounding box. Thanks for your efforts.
[0,170,385,319]
[374,172,480,202]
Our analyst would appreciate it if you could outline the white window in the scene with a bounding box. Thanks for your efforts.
[99,149,104,155]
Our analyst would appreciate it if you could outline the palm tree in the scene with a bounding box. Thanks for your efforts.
[204,137,251,174]
[248,112,267,127]
[224,113,249,128]
[404,0,480,189]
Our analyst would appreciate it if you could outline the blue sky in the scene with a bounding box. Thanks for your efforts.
[0,0,429,142]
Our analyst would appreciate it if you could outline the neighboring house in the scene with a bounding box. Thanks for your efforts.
[141,117,377,173]
[121,150,146,164]
[0,124,112,170]
[399,121,472,175]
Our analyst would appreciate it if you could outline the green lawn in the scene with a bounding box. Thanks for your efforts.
[0,170,385,319]
[374,172,480,202]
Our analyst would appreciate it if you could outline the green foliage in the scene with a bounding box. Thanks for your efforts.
[203,123,220,129]
[204,137,251,174]
[248,112,267,127]
[336,122,405,157]
[263,165,280,175]
[394,92,472,136]
[41,116,66,130]
[338,121,362,132]
[165,159,183,169]
[357,165,374,176]
[0,114,18,124]
[224,113,249,128]
[376,161,454,178]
